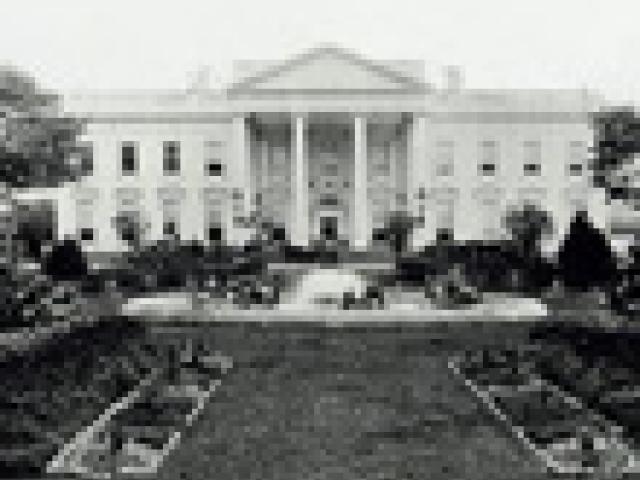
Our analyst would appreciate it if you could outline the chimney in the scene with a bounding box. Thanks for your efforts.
[443,65,463,93]
[187,65,223,93]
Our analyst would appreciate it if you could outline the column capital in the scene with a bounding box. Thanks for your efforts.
[349,112,371,122]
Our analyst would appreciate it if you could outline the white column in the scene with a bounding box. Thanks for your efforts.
[261,140,268,212]
[233,115,251,212]
[411,115,427,248]
[390,139,398,211]
[232,115,250,244]
[292,115,308,246]
[354,116,368,249]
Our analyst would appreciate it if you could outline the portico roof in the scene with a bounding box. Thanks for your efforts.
[226,44,431,96]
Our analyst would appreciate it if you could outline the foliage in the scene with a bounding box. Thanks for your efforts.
[112,212,148,249]
[243,214,290,255]
[371,211,423,254]
[0,66,87,329]
[0,66,87,188]
[591,107,640,202]
[503,203,553,250]
[556,211,618,293]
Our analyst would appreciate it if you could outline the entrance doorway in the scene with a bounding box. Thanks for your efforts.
[319,215,339,242]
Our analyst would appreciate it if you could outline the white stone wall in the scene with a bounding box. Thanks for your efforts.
[66,120,236,252]
[408,118,600,250]
[51,47,604,253]
[53,113,603,253]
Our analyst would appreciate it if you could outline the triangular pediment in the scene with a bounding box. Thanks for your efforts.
[228,45,428,94]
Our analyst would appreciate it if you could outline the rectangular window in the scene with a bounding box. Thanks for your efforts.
[569,141,586,177]
[207,226,222,242]
[479,163,496,175]
[80,142,94,176]
[232,189,244,201]
[478,140,499,176]
[120,142,138,175]
[163,221,177,236]
[122,228,136,243]
[80,227,94,241]
[436,163,453,176]
[204,140,225,177]
[207,160,223,176]
[319,194,339,206]
[569,163,583,176]
[163,141,181,174]
[524,163,541,175]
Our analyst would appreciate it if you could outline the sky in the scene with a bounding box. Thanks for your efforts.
[1,0,639,105]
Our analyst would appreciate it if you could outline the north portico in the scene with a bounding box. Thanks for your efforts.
[51,44,606,253]
[228,45,427,249]
[242,111,414,248]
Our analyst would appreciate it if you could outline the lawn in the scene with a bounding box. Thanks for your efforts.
[147,320,547,480]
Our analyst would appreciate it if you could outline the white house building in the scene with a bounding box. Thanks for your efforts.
[45,44,609,253]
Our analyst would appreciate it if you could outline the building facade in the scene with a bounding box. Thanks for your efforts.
[50,45,608,252]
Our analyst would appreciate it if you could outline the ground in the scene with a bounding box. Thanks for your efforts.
[146,321,547,480]
[5,274,626,479]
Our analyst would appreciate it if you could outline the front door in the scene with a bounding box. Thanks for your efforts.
[319,215,339,242]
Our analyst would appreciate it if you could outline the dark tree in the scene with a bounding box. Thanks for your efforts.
[503,203,554,253]
[556,211,617,292]
[43,239,88,281]
[112,212,148,250]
